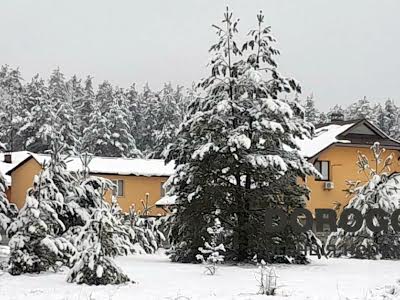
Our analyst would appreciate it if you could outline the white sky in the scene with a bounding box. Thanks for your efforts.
[0,0,399,110]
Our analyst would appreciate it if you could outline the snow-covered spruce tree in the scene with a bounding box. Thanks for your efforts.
[344,96,373,121]
[78,76,96,135]
[17,74,55,152]
[125,203,166,254]
[196,218,225,275]
[7,153,76,275]
[125,83,143,145]
[372,103,386,133]
[66,75,84,145]
[318,112,328,124]
[303,94,320,125]
[382,99,400,140]
[0,154,18,242]
[44,136,94,233]
[0,65,24,151]
[67,182,134,285]
[81,101,111,156]
[165,9,322,263]
[106,87,141,157]
[138,84,160,154]
[326,142,400,259]
[49,69,79,153]
[148,83,183,158]
[83,81,141,157]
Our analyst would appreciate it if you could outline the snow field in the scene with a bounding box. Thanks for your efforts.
[1,251,399,300]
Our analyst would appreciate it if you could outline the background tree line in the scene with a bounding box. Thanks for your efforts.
[0,65,193,158]
[1,64,399,161]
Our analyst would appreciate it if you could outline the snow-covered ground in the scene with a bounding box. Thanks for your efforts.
[0,248,399,300]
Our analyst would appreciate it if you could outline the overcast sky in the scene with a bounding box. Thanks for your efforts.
[0,0,399,110]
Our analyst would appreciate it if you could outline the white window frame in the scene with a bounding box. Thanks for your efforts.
[314,160,330,181]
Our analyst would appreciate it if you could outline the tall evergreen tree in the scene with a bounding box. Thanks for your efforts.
[138,84,159,154]
[382,99,400,139]
[303,94,319,125]
[96,81,114,115]
[0,65,24,151]
[106,88,141,157]
[125,83,143,142]
[78,76,96,135]
[149,83,182,158]
[82,102,111,156]
[165,9,322,263]
[19,77,56,153]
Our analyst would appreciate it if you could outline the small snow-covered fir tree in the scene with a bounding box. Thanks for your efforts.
[7,135,83,275]
[196,218,225,275]
[326,142,400,259]
[126,202,166,254]
[67,182,134,285]
[7,162,76,275]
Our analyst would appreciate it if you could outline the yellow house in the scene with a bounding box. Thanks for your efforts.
[4,154,174,216]
[155,118,400,215]
[297,118,400,214]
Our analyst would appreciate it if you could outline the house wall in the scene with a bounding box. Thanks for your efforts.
[10,158,42,209]
[99,174,168,216]
[306,145,400,214]
[9,158,169,216]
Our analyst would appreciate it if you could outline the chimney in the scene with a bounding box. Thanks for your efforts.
[330,112,344,122]
[4,153,11,163]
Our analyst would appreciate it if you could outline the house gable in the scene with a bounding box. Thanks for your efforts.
[345,123,378,136]
[337,120,400,149]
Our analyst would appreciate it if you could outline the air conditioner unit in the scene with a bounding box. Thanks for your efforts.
[324,181,334,190]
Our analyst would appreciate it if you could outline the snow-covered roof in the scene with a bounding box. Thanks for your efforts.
[297,119,400,158]
[0,151,33,186]
[7,153,175,178]
[155,195,177,206]
[296,122,355,158]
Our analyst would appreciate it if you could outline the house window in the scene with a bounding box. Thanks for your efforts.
[160,182,166,197]
[112,179,124,197]
[314,161,330,181]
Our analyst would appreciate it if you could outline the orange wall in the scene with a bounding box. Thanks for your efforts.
[9,158,169,216]
[306,145,400,214]
[10,158,42,209]
[100,174,167,216]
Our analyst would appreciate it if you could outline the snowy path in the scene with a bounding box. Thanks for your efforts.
[0,251,399,300]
